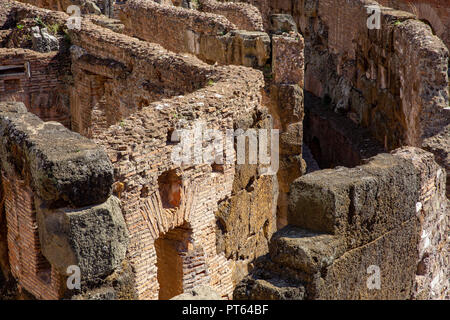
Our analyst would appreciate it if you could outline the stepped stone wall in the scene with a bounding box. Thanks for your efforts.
[236,147,448,300]
[0,0,448,301]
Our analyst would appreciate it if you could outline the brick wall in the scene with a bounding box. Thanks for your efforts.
[64,12,275,299]
[1,173,62,299]
[0,49,71,127]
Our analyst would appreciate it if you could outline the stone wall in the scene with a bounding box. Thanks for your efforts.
[199,0,264,31]
[378,0,450,50]
[68,25,213,136]
[393,147,449,299]
[236,147,449,299]
[0,101,128,299]
[268,31,306,229]
[229,0,449,141]
[250,0,450,196]
[227,0,272,30]
[0,0,279,299]
[0,49,71,128]
[65,5,276,298]
[293,0,448,149]
[116,0,271,68]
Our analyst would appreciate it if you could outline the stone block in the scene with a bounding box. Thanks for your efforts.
[288,153,420,248]
[171,285,222,300]
[37,196,129,281]
[0,102,114,207]
[272,33,304,86]
[270,14,298,35]
[269,226,346,275]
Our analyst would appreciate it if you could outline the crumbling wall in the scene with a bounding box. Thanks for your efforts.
[0,101,129,299]
[236,147,449,300]
[267,0,450,196]
[227,0,272,30]
[116,0,271,68]
[268,31,305,229]
[0,0,279,300]
[291,0,448,149]
[199,0,264,31]
[378,0,450,50]
[393,147,449,299]
[64,8,277,298]
[0,49,71,127]
[115,0,305,235]
[68,22,212,136]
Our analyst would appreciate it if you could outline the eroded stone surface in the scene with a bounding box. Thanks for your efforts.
[0,0,448,301]
[37,196,129,281]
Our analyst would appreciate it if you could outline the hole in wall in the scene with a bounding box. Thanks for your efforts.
[211,163,224,173]
[158,170,182,209]
[303,92,384,170]
[167,128,180,145]
[36,255,52,285]
[0,65,26,77]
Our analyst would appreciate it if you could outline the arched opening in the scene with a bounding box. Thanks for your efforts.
[155,224,192,300]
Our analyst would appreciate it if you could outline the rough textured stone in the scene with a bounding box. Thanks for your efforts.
[2,0,447,301]
[37,196,129,281]
[199,0,264,31]
[270,14,298,34]
[269,226,346,275]
[234,276,305,300]
[0,102,114,208]
[288,152,420,249]
[31,26,59,53]
[236,147,448,300]
[171,285,222,300]
[423,124,450,198]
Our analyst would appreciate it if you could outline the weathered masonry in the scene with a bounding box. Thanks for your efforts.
[0,0,448,300]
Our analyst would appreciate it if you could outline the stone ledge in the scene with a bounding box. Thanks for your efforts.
[0,101,114,207]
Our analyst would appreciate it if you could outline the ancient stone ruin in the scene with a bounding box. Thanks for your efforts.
[0,0,448,300]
